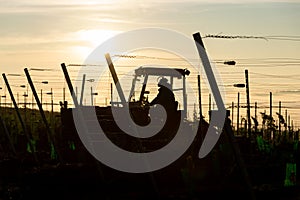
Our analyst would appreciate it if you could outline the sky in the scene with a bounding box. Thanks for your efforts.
[0,0,299,129]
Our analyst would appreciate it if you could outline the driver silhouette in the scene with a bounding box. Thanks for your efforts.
[150,77,177,113]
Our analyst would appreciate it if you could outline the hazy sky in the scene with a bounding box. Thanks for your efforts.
[0,0,299,126]
[1,0,299,68]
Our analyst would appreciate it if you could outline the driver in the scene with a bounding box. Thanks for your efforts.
[150,77,177,113]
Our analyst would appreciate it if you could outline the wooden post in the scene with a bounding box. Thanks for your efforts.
[223,119,255,200]
[24,68,63,164]
[105,53,126,106]
[2,73,39,165]
[61,63,79,107]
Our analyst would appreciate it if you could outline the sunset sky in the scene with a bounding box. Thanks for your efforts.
[0,0,299,128]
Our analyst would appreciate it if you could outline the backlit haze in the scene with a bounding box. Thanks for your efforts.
[0,0,299,129]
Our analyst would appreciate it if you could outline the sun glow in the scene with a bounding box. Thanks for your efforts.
[73,29,121,60]
[77,29,121,47]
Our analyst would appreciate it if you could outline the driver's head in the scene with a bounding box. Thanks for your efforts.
[158,77,171,89]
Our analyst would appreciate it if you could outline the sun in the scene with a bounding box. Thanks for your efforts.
[73,29,121,60]
[77,29,121,47]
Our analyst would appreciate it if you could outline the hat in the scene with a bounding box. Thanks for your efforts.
[158,77,168,87]
[158,77,172,89]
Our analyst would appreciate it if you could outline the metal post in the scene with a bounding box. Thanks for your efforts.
[183,75,187,119]
[237,92,240,135]
[270,92,272,119]
[40,89,42,106]
[24,92,27,124]
[63,87,65,103]
[139,75,149,102]
[31,93,34,135]
[254,102,257,133]
[110,83,113,106]
[285,109,288,133]
[254,102,257,122]
[231,101,234,128]
[2,73,39,165]
[80,74,86,106]
[279,101,281,136]
[197,75,202,120]
[51,88,53,128]
[4,93,6,113]
[245,69,251,138]
[128,76,137,102]
[91,87,93,106]
[208,93,211,121]
[24,68,63,164]
[288,115,291,132]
